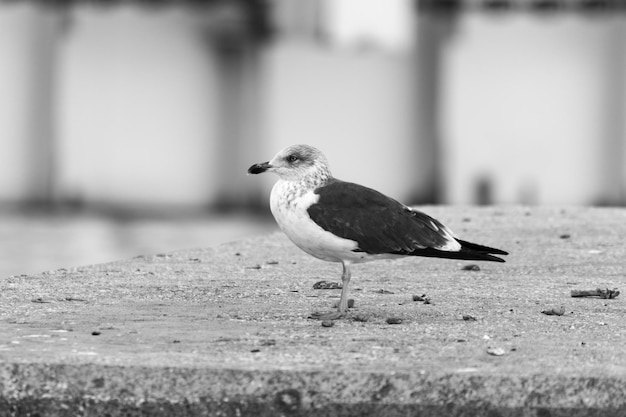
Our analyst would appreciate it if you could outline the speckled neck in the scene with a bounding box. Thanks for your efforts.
[300,168,332,192]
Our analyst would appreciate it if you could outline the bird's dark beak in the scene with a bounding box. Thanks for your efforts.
[248,161,272,174]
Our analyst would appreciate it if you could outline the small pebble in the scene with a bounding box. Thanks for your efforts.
[487,347,506,356]
[462,264,480,271]
[321,320,334,328]
[412,294,427,302]
[462,314,477,321]
[352,314,370,322]
[386,317,403,325]
[541,306,565,316]
[559,234,571,239]
[91,331,101,336]
[313,281,342,290]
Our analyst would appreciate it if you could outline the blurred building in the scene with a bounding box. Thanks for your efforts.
[0,0,625,211]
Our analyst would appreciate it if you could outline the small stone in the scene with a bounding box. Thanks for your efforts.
[386,317,403,325]
[91,331,101,336]
[412,294,427,302]
[487,347,506,356]
[321,320,334,328]
[313,281,342,290]
[541,306,565,316]
[462,314,477,321]
[559,234,571,239]
[352,314,370,322]
[462,264,480,271]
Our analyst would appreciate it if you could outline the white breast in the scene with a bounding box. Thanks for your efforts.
[269,180,361,263]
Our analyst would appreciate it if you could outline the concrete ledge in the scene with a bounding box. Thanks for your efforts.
[1,206,625,416]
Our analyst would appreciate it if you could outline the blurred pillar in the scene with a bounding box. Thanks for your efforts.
[0,4,61,205]
[610,17,626,206]
[207,0,272,211]
[412,1,458,203]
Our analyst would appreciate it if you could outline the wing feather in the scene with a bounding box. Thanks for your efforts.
[307,179,457,255]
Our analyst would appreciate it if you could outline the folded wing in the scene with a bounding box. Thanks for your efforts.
[307,179,507,262]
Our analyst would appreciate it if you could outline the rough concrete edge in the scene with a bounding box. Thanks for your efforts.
[1,363,626,417]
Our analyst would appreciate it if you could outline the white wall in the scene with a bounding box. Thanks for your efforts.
[56,4,222,207]
[0,4,55,201]
[441,13,624,205]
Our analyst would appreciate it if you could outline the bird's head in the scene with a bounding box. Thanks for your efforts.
[248,144,331,182]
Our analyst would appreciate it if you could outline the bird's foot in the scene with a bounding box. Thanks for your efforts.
[308,311,345,320]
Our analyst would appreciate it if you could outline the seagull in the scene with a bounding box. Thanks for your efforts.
[248,144,508,319]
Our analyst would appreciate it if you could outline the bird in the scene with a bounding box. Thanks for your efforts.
[248,144,508,319]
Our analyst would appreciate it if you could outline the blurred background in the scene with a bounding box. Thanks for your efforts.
[1,0,625,277]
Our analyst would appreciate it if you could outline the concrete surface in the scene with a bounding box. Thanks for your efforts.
[0,206,625,416]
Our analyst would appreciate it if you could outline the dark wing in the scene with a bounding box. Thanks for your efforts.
[307,179,457,254]
[308,179,508,262]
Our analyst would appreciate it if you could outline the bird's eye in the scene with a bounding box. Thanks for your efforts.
[287,154,299,163]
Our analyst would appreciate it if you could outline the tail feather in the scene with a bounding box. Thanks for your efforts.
[456,239,509,256]
[402,239,508,263]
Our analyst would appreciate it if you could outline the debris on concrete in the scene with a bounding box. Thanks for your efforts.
[352,314,371,322]
[462,315,477,321]
[313,280,342,289]
[571,288,620,299]
[487,347,506,356]
[411,293,431,304]
[541,306,566,316]
[321,320,334,328]
[462,264,481,271]
[386,317,403,325]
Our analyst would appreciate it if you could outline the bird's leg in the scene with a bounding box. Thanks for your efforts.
[337,261,351,314]
[309,262,352,320]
